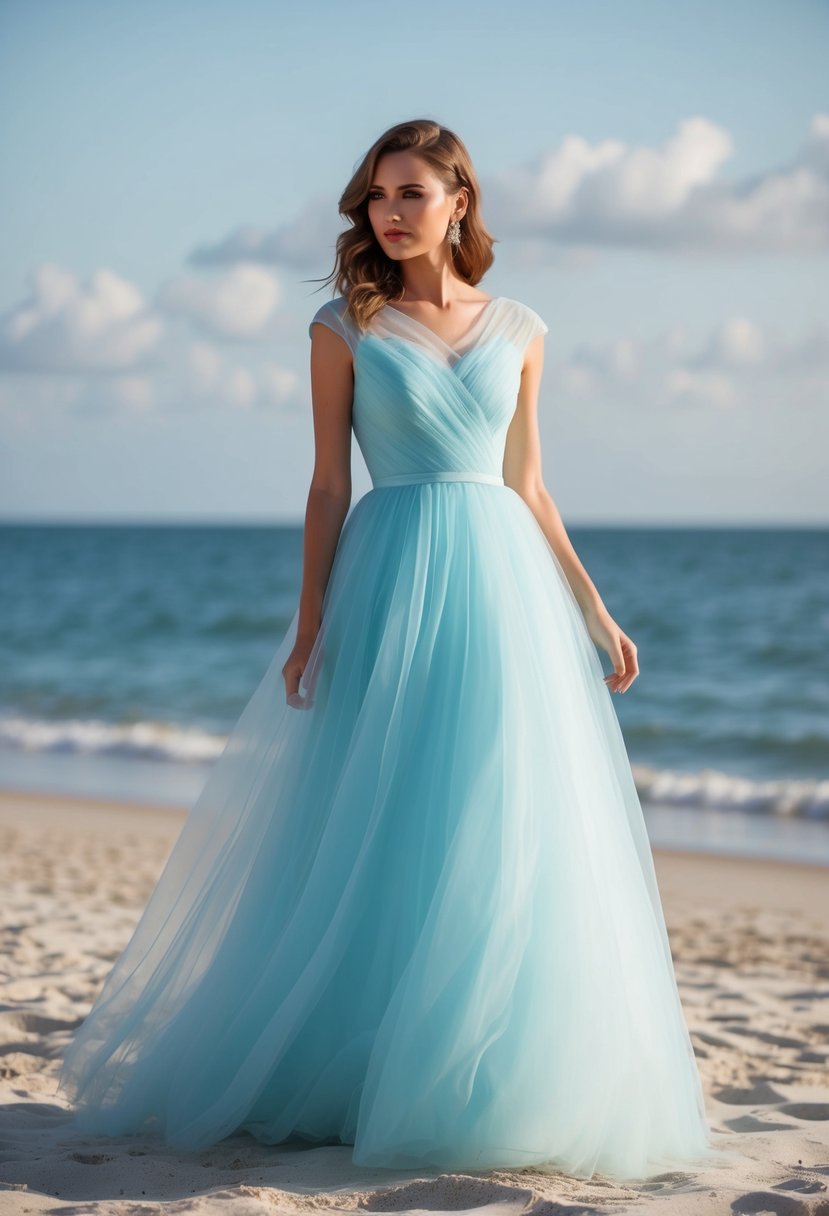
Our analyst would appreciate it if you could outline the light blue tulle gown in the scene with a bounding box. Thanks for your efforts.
[56,295,735,1183]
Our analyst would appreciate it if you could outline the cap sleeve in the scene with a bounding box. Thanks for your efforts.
[308,297,358,357]
[496,298,549,358]
[520,304,549,348]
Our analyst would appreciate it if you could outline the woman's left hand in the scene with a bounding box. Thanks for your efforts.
[583,604,639,694]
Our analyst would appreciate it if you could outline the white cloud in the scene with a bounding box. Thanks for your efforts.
[225,366,257,408]
[187,341,223,393]
[157,262,282,339]
[112,376,154,411]
[611,338,640,377]
[0,264,163,373]
[549,315,828,413]
[187,197,339,268]
[515,118,734,225]
[664,368,739,410]
[185,114,829,268]
[183,340,300,411]
[261,364,300,407]
[487,112,829,255]
[697,317,766,369]
[559,364,595,399]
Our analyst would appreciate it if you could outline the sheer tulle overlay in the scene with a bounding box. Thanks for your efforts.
[56,297,736,1183]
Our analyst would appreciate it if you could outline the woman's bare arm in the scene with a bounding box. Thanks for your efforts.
[296,321,355,643]
[502,334,639,692]
[283,319,355,703]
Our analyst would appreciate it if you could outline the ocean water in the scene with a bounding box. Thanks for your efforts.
[1,522,827,862]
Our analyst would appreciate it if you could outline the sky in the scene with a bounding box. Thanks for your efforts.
[0,0,827,526]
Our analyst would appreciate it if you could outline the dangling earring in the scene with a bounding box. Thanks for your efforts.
[446,218,462,247]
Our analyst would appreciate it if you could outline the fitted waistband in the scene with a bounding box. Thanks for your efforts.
[373,471,505,488]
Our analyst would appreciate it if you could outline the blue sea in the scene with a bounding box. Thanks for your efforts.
[1,523,827,864]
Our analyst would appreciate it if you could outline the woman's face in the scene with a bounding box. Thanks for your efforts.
[367,151,465,261]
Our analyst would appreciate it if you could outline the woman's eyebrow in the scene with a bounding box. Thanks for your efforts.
[369,183,426,191]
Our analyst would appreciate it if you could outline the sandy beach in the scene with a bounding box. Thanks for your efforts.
[1,788,827,1214]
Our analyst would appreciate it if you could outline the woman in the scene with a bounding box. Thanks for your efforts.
[56,119,734,1184]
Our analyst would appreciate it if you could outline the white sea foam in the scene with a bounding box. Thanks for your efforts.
[0,715,225,764]
[0,715,827,819]
[631,762,829,820]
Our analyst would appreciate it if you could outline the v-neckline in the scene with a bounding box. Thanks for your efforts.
[381,296,501,356]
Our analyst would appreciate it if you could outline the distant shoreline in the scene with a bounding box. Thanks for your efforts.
[3,781,827,867]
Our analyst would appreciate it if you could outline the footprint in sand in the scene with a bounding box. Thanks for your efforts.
[775,1178,828,1193]
[724,1114,796,1133]
[713,1081,787,1104]
[778,1102,829,1120]
[731,1192,811,1215]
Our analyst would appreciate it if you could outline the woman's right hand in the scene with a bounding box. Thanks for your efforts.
[282,629,319,708]
[582,603,639,694]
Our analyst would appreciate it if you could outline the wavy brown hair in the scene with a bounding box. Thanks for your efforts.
[309,119,497,333]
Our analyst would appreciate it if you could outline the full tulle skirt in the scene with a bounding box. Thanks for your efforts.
[56,481,734,1182]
